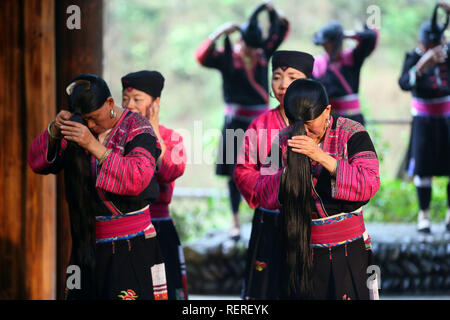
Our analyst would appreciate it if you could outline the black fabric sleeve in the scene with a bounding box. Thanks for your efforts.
[398,51,420,92]
[346,131,377,160]
[124,132,160,161]
[263,8,289,58]
[352,26,378,67]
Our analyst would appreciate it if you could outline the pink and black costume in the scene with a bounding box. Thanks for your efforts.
[313,24,379,125]
[255,116,380,299]
[121,70,189,299]
[28,74,168,300]
[234,50,315,299]
[195,3,289,215]
[398,18,450,231]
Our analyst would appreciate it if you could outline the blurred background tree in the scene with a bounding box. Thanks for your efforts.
[103,0,447,242]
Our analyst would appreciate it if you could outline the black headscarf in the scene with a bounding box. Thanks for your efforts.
[121,70,165,98]
[271,50,315,78]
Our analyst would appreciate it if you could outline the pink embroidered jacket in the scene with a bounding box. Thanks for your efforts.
[253,116,380,217]
[150,125,187,218]
[28,110,161,213]
[234,106,287,209]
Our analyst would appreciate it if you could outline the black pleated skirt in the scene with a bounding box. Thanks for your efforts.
[65,235,167,300]
[407,115,450,176]
[243,209,375,300]
[242,208,282,300]
[311,238,372,300]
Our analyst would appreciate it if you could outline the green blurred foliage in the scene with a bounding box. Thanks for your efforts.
[364,177,449,223]
[170,196,254,243]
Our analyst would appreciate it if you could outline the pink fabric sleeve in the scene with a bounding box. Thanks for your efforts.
[27,129,67,174]
[96,146,156,197]
[312,54,328,79]
[332,151,380,202]
[195,38,214,65]
[253,167,283,210]
[234,125,261,209]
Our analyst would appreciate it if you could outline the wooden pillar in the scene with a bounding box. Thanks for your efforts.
[0,0,103,300]
[0,0,57,299]
[23,0,57,300]
[0,0,26,300]
[54,0,104,299]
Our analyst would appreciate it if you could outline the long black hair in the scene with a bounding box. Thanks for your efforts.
[64,81,109,277]
[279,78,329,299]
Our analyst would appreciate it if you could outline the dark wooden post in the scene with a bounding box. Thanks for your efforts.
[0,0,27,300]
[0,0,57,300]
[0,0,103,300]
[23,0,57,300]
[54,0,104,299]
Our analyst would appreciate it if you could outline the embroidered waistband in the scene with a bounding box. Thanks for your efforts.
[95,206,156,243]
[411,96,450,116]
[310,208,366,248]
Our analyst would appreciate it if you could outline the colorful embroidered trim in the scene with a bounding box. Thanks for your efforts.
[255,260,267,271]
[118,289,138,300]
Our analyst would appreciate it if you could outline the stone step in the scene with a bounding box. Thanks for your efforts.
[183,223,450,295]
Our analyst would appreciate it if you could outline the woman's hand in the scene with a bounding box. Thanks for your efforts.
[49,110,72,138]
[60,120,97,150]
[210,22,240,40]
[288,135,338,175]
[264,0,274,11]
[438,2,450,13]
[148,103,166,164]
[287,135,323,162]
[148,102,160,133]
[416,45,448,73]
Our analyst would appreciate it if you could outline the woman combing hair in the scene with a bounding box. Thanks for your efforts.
[254,78,381,300]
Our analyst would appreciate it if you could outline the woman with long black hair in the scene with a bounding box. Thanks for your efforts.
[234,50,315,300]
[28,74,168,300]
[255,78,380,299]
